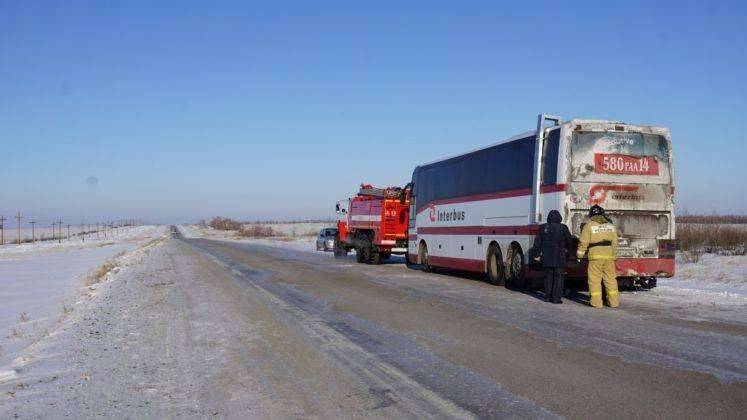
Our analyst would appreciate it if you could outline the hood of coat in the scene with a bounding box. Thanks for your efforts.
[547,210,562,224]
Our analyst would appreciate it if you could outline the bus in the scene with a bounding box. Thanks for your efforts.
[407,114,675,289]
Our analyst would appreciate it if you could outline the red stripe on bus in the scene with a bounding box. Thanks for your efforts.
[427,255,485,273]
[417,225,540,236]
[417,184,566,214]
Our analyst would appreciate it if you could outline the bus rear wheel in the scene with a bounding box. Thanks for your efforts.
[486,244,505,286]
[507,245,527,289]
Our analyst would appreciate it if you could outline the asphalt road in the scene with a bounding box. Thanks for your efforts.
[174,234,747,419]
[7,233,743,418]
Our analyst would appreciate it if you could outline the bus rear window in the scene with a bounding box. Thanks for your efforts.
[571,132,670,183]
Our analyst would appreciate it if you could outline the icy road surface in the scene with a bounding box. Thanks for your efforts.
[1,230,745,418]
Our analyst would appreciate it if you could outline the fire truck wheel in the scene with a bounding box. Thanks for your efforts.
[356,248,366,263]
[368,249,380,265]
[486,244,505,286]
[507,245,527,289]
[360,245,373,264]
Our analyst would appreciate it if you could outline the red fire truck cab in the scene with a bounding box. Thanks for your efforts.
[335,184,412,264]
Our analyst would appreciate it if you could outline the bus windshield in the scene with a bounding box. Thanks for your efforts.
[570,132,671,184]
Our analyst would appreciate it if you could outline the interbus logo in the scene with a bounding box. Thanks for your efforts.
[427,204,466,223]
[436,208,466,222]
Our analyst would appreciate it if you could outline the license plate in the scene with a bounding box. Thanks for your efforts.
[595,154,659,175]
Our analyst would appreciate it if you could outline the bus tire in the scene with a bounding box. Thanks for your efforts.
[507,245,527,289]
[486,244,505,286]
[419,242,432,272]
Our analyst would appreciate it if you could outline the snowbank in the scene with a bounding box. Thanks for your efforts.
[654,252,747,303]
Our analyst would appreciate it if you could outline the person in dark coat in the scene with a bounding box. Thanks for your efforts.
[533,210,574,304]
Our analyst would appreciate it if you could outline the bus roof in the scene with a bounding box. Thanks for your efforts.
[414,129,537,170]
[413,118,669,171]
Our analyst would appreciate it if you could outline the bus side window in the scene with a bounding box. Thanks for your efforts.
[541,129,560,185]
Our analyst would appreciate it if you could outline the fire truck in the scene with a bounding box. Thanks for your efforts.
[334,184,412,264]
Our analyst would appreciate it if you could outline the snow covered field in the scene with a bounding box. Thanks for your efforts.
[0,225,167,382]
[0,225,115,244]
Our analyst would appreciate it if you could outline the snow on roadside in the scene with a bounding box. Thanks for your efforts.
[0,225,160,258]
[653,252,747,303]
[179,223,330,253]
[0,225,167,380]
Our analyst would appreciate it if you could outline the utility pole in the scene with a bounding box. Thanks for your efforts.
[96,223,100,239]
[58,218,63,244]
[0,215,5,245]
[15,212,22,245]
[51,222,56,241]
[30,220,36,243]
[67,224,71,240]
[80,223,85,242]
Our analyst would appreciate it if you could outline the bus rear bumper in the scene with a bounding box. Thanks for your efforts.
[616,258,675,278]
[565,258,675,279]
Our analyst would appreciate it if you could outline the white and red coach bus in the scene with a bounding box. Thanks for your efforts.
[407,114,675,289]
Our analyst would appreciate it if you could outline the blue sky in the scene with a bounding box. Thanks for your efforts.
[1,1,745,224]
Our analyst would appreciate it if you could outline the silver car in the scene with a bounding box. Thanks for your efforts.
[316,228,338,251]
